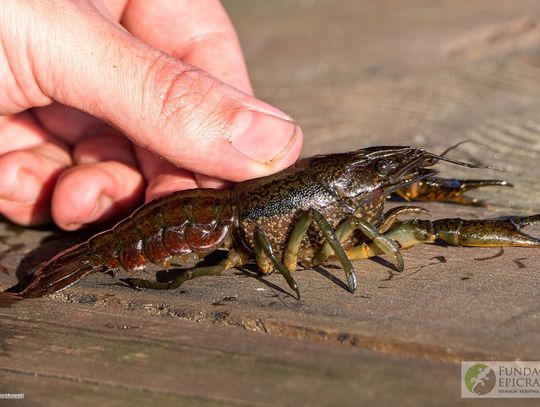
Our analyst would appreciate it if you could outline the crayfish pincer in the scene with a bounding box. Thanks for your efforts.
[1,146,539,306]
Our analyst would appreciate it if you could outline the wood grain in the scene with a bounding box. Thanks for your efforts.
[1,1,540,405]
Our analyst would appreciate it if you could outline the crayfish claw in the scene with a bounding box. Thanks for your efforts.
[394,177,513,206]
[514,214,540,228]
[431,216,540,247]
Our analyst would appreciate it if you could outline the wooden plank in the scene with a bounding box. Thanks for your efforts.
[1,0,540,404]
[0,302,524,407]
[0,370,230,407]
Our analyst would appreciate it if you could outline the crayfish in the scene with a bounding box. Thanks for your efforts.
[1,145,539,305]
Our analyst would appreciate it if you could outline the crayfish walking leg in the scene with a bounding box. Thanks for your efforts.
[252,208,357,298]
[121,250,249,290]
[254,226,300,298]
[284,208,356,294]
[311,208,420,274]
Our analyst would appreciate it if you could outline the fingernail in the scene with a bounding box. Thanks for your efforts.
[230,111,301,164]
[0,168,42,203]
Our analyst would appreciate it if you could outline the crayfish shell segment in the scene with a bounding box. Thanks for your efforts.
[185,224,230,252]
[161,225,190,255]
[184,194,235,252]
[142,228,173,265]
[158,195,193,256]
[130,201,175,265]
[88,230,121,269]
[113,219,147,272]
[156,192,233,255]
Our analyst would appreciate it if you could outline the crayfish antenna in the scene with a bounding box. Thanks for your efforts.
[438,140,470,158]
[427,141,503,171]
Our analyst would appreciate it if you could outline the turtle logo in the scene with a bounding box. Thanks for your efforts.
[464,363,496,395]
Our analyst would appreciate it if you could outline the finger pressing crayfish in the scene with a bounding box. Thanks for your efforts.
[0,145,538,306]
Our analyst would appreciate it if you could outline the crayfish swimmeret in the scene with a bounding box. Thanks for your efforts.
[1,145,539,305]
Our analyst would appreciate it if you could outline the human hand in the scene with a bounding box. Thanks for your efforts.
[0,0,303,230]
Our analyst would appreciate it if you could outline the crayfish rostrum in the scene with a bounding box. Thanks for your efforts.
[1,145,539,305]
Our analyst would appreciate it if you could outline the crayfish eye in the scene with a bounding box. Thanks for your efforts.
[375,159,391,175]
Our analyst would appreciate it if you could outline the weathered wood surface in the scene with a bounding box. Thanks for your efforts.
[1,0,540,405]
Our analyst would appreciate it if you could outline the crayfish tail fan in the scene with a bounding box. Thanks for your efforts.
[0,292,23,307]
[0,242,106,306]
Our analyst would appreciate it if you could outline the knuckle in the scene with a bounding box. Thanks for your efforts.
[141,55,237,136]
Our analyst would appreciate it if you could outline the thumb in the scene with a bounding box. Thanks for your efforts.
[28,1,303,181]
